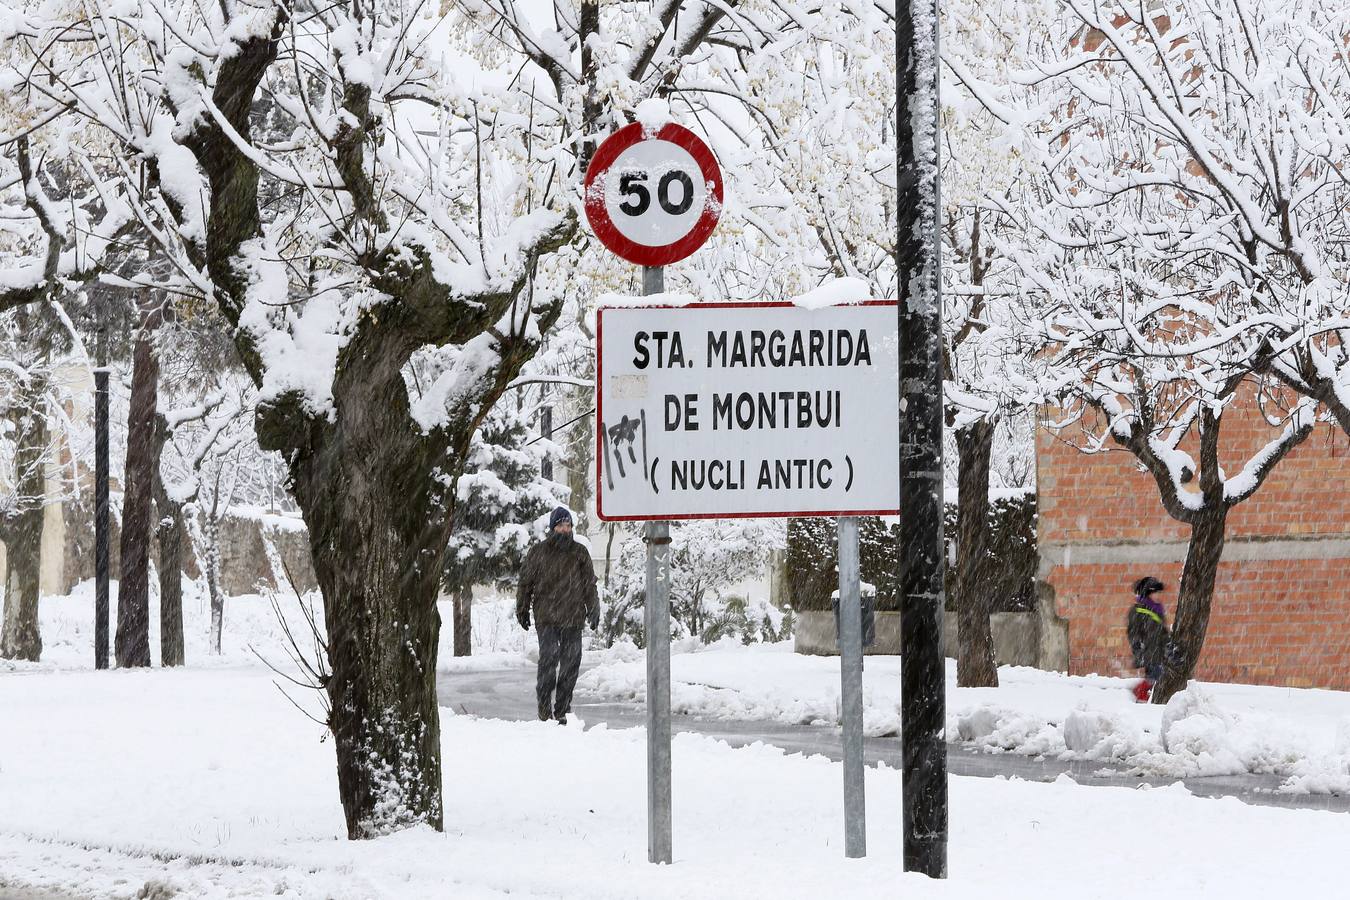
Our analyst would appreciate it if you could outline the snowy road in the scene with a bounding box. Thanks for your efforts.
[437,663,1350,814]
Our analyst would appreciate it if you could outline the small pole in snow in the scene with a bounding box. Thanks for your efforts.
[837,516,866,857]
[643,264,673,865]
[94,319,110,671]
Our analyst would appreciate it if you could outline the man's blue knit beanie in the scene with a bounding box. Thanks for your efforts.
[548,507,573,530]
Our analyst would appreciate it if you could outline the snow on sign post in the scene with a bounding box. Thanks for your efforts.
[595,302,900,521]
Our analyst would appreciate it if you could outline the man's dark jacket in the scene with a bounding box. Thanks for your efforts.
[517,537,599,628]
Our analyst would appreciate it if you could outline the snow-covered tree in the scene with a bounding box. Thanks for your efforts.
[1008,0,1332,702]
[671,0,1055,685]
[0,341,53,662]
[0,296,102,661]
[158,376,282,658]
[0,133,129,316]
[150,308,243,667]
[0,112,133,664]
[442,400,566,656]
[114,295,167,669]
[0,0,845,835]
[936,0,1062,687]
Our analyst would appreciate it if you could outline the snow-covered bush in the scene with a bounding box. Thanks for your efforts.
[1160,687,1239,756]
[785,495,1038,615]
[701,595,793,647]
[1153,686,1302,777]
[1063,708,1114,753]
[601,519,787,647]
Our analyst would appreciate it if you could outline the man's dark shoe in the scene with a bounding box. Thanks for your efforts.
[555,712,569,725]
[538,705,551,721]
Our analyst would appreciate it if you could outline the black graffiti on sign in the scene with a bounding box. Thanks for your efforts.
[599,410,648,490]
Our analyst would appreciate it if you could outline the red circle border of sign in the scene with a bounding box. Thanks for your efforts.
[584,122,724,267]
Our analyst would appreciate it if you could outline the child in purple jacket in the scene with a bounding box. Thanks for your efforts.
[1127,576,1170,702]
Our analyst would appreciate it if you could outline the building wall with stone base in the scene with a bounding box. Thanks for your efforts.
[1037,396,1350,690]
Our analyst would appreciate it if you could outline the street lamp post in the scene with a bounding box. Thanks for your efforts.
[896,0,948,879]
[94,318,110,670]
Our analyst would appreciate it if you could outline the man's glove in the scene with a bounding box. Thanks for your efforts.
[518,609,531,631]
[587,607,600,631]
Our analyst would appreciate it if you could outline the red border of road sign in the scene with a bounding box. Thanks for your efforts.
[584,122,724,267]
[594,300,900,522]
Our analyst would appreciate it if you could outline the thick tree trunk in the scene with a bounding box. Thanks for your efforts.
[301,481,448,838]
[452,586,472,657]
[1,536,42,661]
[152,462,185,666]
[157,505,186,666]
[116,330,158,668]
[281,356,454,839]
[0,400,48,662]
[954,420,998,688]
[1152,508,1227,704]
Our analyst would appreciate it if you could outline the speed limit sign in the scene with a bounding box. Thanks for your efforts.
[584,121,723,267]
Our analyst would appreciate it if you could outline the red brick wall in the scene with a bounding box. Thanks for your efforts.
[1037,393,1350,689]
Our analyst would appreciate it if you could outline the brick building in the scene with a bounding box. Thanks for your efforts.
[1036,396,1350,690]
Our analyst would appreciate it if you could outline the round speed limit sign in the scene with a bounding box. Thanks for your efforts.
[584,121,723,267]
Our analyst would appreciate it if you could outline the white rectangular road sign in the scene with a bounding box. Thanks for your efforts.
[596,301,899,521]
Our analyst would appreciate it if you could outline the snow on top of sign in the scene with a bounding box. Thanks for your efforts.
[595,290,698,309]
[636,98,672,135]
[791,277,873,309]
[587,290,698,333]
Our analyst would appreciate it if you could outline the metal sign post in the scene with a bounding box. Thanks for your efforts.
[642,265,674,865]
[837,516,866,857]
[587,114,724,867]
[597,299,898,867]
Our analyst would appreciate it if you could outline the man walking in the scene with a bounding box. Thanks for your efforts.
[517,507,599,724]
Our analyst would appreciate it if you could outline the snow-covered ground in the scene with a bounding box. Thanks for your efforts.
[2,661,1347,899]
[577,640,1350,794]
[0,580,613,675]
[3,587,1348,897]
[2,579,333,673]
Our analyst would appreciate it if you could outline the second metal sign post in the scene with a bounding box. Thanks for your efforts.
[642,265,674,866]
